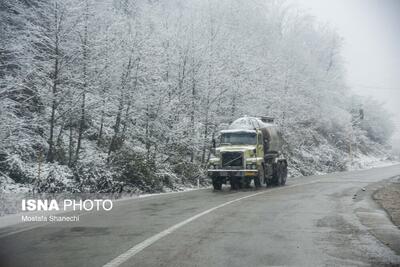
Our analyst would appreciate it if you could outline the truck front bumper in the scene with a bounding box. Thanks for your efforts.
[207,169,258,177]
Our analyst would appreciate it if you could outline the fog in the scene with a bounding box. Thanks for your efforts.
[296,0,400,142]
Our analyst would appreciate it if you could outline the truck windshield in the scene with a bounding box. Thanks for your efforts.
[220,132,256,145]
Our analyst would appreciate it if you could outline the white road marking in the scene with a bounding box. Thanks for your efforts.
[102,180,320,267]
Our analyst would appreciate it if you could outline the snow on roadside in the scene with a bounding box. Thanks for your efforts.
[0,175,29,217]
[347,153,399,171]
[0,176,31,194]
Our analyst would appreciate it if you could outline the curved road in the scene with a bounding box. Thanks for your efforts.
[1,165,400,267]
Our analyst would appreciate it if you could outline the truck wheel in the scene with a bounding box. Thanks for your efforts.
[254,165,264,188]
[238,177,250,189]
[245,178,251,188]
[229,177,239,190]
[212,178,222,190]
[280,162,287,186]
[264,165,272,187]
[237,177,244,189]
[276,161,287,186]
[272,163,280,186]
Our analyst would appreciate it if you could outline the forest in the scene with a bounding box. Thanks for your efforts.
[0,0,395,194]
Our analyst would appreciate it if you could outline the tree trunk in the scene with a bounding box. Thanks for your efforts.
[107,55,133,161]
[47,2,60,163]
[75,0,89,163]
[68,116,74,167]
[190,68,196,163]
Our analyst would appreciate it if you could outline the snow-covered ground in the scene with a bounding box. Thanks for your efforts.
[0,176,31,194]
[347,154,399,171]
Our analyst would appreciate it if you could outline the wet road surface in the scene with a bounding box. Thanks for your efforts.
[1,165,400,267]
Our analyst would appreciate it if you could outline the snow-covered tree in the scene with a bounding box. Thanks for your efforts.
[0,0,395,192]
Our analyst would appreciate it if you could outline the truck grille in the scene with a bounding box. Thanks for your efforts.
[221,152,243,168]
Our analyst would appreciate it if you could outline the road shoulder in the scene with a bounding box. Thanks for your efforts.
[354,176,400,255]
[373,176,400,228]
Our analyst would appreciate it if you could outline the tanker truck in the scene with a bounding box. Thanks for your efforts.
[207,116,288,190]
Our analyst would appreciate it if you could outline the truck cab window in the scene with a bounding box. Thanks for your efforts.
[220,132,256,145]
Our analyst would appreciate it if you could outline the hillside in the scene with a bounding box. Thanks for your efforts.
[0,0,395,194]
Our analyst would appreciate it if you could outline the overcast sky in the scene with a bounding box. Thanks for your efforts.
[294,0,400,141]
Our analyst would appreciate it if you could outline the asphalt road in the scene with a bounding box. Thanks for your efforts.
[1,165,400,267]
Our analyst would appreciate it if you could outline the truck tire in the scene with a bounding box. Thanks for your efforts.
[212,178,222,190]
[280,161,288,186]
[276,161,287,186]
[238,177,250,189]
[237,177,243,189]
[254,165,264,188]
[230,177,239,190]
[272,163,280,186]
[244,177,251,188]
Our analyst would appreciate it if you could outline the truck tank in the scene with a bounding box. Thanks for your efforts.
[228,116,283,153]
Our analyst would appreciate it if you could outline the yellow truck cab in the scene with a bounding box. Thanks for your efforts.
[208,116,287,190]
